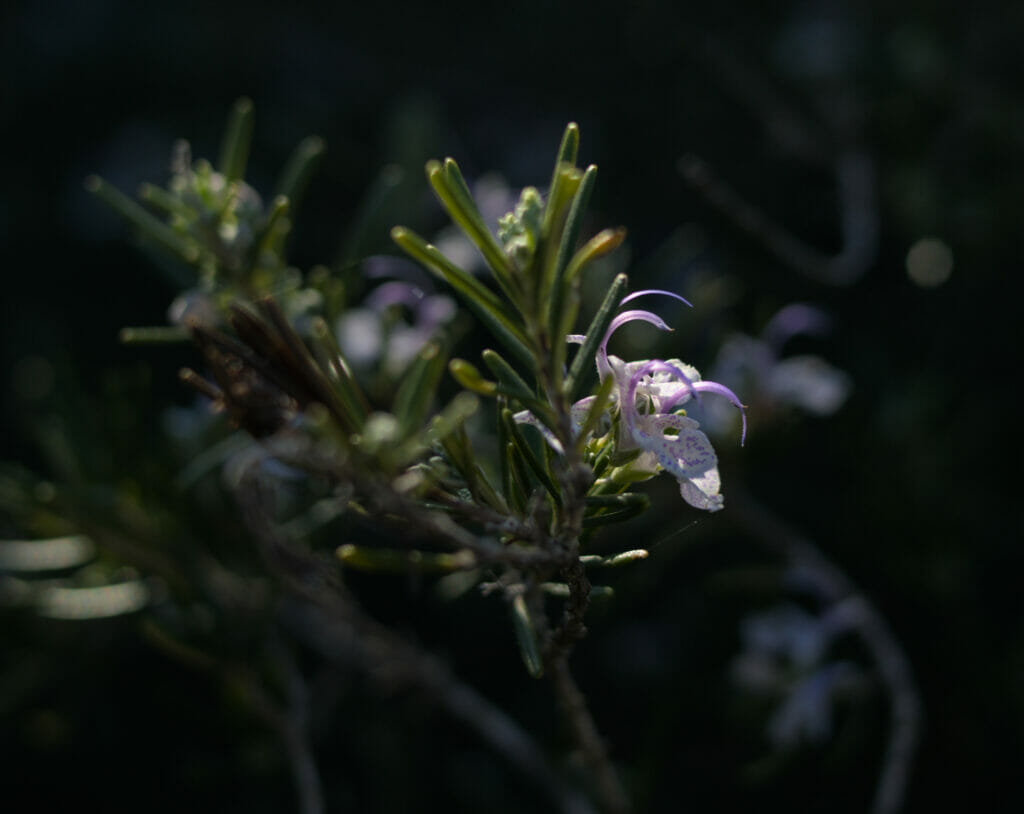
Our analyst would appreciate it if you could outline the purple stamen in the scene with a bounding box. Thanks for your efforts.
[621,289,693,308]
[625,359,699,414]
[692,381,748,445]
[604,309,673,342]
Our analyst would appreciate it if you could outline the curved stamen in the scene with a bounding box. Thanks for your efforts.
[604,309,673,342]
[621,288,693,308]
[624,359,699,418]
[693,381,748,446]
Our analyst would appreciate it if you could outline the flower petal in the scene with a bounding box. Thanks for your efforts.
[629,413,717,480]
[679,466,724,512]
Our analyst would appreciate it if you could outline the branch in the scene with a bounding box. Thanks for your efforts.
[233,460,596,814]
[680,37,878,286]
[679,151,877,286]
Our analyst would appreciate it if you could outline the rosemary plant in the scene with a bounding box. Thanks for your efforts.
[81,99,748,813]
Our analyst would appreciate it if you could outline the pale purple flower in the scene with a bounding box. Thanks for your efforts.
[518,289,746,512]
[336,270,456,375]
[703,303,850,433]
[731,601,862,748]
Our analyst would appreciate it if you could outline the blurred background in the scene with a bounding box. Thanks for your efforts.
[2,0,1022,811]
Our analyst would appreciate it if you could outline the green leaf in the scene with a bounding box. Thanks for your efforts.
[337,544,476,574]
[579,550,650,567]
[424,403,506,511]
[504,440,531,513]
[85,175,200,264]
[251,195,291,259]
[424,392,480,449]
[137,182,189,218]
[274,135,326,212]
[547,164,598,357]
[565,272,629,398]
[391,226,534,369]
[118,326,190,345]
[449,359,498,396]
[538,123,581,276]
[582,492,650,527]
[512,593,544,678]
[481,349,557,432]
[552,122,580,176]
[310,316,369,430]
[573,371,616,453]
[427,160,518,299]
[497,398,513,501]
[502,409,561,504]
[563,227,627,286]
[541,164,582,243]
[480,349,534,403]
[393,341,447,438]
[217,97,255,182]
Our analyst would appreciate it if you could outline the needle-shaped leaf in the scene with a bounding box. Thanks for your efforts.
[573,371,616,453]
[449,359,498,396]
[512,593,544,678]
[337,544,477,574]
[563,227,627,286]
[217,97,254,183]
[393,340,447,439]
[582,492,650,527]
[119,326,190,345]
[85,175,200,264]
[427,408,506,511]
[579,550,650,567]
[427,159,518,298]
[504,441,530,514]
[547,164,598,355]
[274,135,326,212]
[565,272,629,398]
[502,409,561,504]
[310,316,368,430]
[552,122,580,177]
[391,226,534,369]
[481,349,556,431]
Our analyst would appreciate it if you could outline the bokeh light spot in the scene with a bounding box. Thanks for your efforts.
[906,237,953,288]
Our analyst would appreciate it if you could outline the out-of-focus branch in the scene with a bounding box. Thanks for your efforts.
[729,485,920,814]
[237,650,324,814]
[140,621,324,814]
[680,36,878,286]
[234,460,597,814]
[549,656,631,814]
[679,151,877,286]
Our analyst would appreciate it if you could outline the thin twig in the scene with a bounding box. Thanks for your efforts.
[679,152,877,286]
[549,656,631,814]
[239,664,324,814]
[680,37,878,286]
